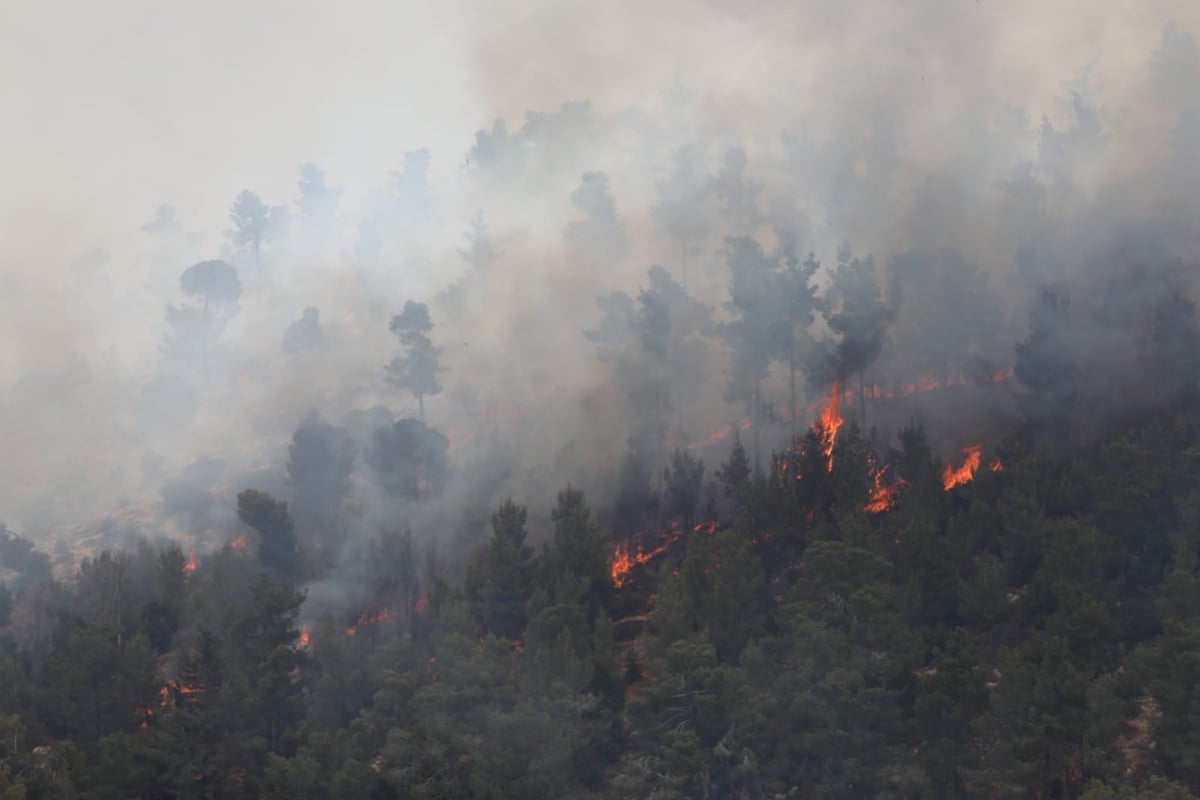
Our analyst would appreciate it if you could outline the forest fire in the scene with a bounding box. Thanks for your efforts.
[230,534,248,550]
[816,379,845,467]
[866,464,909,513]
[143,679,204,723]
[942,444,984,490]
[184,547,197,572]
[677,367,1013,453]
[851,367,1014,401]
[610,520,720,588]
[346,606,393,636]
[343,594,429,637]
[297,626,310,649]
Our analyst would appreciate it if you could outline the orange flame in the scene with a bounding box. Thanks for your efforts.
[184,547,197,572]
[815,379,844,469]
[678,367,1014,453]
[230,534,248,550]
[345,606,393,636]
[942,444,984,490]
[865,463,909,513]
[142,678,204,725]
[298,626,310,649]
[990,457,1003,472]
[414,593,429,615]
[609,521,719,588]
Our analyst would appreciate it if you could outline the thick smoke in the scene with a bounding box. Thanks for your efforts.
[2,3,1200,616]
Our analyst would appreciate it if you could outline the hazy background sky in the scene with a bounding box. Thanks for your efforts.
[3,0,1194,278]
[2,0,1200,546]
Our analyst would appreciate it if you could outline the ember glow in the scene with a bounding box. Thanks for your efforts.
[230,534,248,550]
[297,626,310,649]
[942,444,984,490]
[346,606,393,636]
[184,547,197,572]
[850,367,1014,402]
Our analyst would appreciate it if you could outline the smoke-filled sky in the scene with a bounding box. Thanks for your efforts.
[3,0,1200,556]
[3,0,1192,260]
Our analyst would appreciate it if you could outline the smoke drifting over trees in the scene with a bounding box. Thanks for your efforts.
[0,2,1195,566]
[4,2,1200,793]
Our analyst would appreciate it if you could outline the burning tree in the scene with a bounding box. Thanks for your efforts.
[822,244,892,429]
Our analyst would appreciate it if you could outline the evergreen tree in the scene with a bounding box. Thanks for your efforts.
[227,189,291,279]
[237,490,300,581]
[466,501,535,639]
[386,300,442,422]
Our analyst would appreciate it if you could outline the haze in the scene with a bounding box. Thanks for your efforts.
[1,0,1199,555]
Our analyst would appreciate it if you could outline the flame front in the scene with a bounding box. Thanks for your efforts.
[184,547,197,572]
[609,521,719,588]
[297,626,310,649]
[942,444,984,490]
[610,537,678,589]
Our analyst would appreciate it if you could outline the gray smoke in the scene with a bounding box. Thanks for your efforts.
[2,2,1200,613]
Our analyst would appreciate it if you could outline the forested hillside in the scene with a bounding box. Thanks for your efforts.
[7,397,1200,798]
[7,8,1200,799]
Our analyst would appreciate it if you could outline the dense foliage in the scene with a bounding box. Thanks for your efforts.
[5,404,1200,798]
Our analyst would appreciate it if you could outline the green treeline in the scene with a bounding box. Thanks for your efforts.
[5,411,1200,798]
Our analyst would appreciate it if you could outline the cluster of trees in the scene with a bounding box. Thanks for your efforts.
[13,25,1200,794]
[8,385,1200,796]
